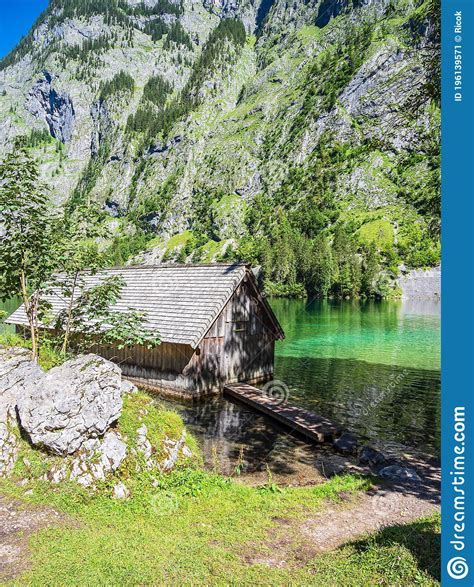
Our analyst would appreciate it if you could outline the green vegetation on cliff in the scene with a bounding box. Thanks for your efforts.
[0,0,440,298]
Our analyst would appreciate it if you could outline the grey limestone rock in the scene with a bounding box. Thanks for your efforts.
[26,72,75,143]
[121,379,138,395]
[0,347,43,477]
[17,354,123,455]
[113,481,130,499]
[69,430,127,486]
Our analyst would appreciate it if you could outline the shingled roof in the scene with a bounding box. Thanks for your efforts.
[6,263,284,348]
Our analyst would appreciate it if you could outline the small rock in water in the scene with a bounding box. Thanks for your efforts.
[359,445,388,466]
[378,465,421,483]
[113,482,130,500]
[333,432,358,455]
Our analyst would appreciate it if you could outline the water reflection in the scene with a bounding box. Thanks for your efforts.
[160,396,353,484]
[162,299,441,476]
[275,356,440,454]
[270,298,441,455]
[272,298,440,371]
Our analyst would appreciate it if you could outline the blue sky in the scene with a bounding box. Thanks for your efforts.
[0,0,49,58]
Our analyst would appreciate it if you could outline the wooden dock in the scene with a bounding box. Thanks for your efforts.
[224,383,341,443]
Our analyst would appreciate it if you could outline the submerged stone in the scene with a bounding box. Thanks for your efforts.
[378,465,421,483]
[333,432,358,455]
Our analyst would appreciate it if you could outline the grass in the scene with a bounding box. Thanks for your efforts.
[118,393,202,467]
[146,230,193,252]
[198,239,222,262]
[297,25,323,41]
[0,331,63,371]
[0,467,440,585]
[356,219,394,251]
[0,338,439,585]
[310,514,440,585]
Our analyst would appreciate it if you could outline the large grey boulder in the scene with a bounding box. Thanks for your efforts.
[0,346,43,406]
[0,347,43,477]
[17,354,123,455]
[0,421,18,477]
[46,430,128,487]
[69,430,127,487]
[0,348,193,489]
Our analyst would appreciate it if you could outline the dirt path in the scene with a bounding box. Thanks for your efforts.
[303,458,440,553]
[301,483,438,553]
[0,495,65,581]
[243,462,440,568]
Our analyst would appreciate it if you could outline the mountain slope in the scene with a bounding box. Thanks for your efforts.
[0,0,440,297]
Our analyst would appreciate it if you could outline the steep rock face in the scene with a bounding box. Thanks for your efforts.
[315,0,352,27]
[398,266,441,300]
[203,0,258,30]
[26,71,75,142]
[0,0,440,280]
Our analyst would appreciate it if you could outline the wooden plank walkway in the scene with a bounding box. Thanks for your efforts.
[224,383,341,443]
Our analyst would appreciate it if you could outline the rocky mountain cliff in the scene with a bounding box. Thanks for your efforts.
[0,0,440,297]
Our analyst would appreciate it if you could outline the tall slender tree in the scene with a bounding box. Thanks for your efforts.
[0,141,55,360]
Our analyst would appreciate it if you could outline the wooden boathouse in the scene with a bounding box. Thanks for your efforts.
[7,263,285,397]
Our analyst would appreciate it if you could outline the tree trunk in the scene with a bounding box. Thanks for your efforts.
[20,270,38,362]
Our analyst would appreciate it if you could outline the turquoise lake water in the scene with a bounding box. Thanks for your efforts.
[271,298,440,454]
[168,298,440,474]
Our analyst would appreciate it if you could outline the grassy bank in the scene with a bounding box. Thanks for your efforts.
[0,470,440,585]
[0,333,440,585]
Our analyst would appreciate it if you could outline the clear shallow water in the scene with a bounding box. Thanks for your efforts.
[164,298,441,475]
